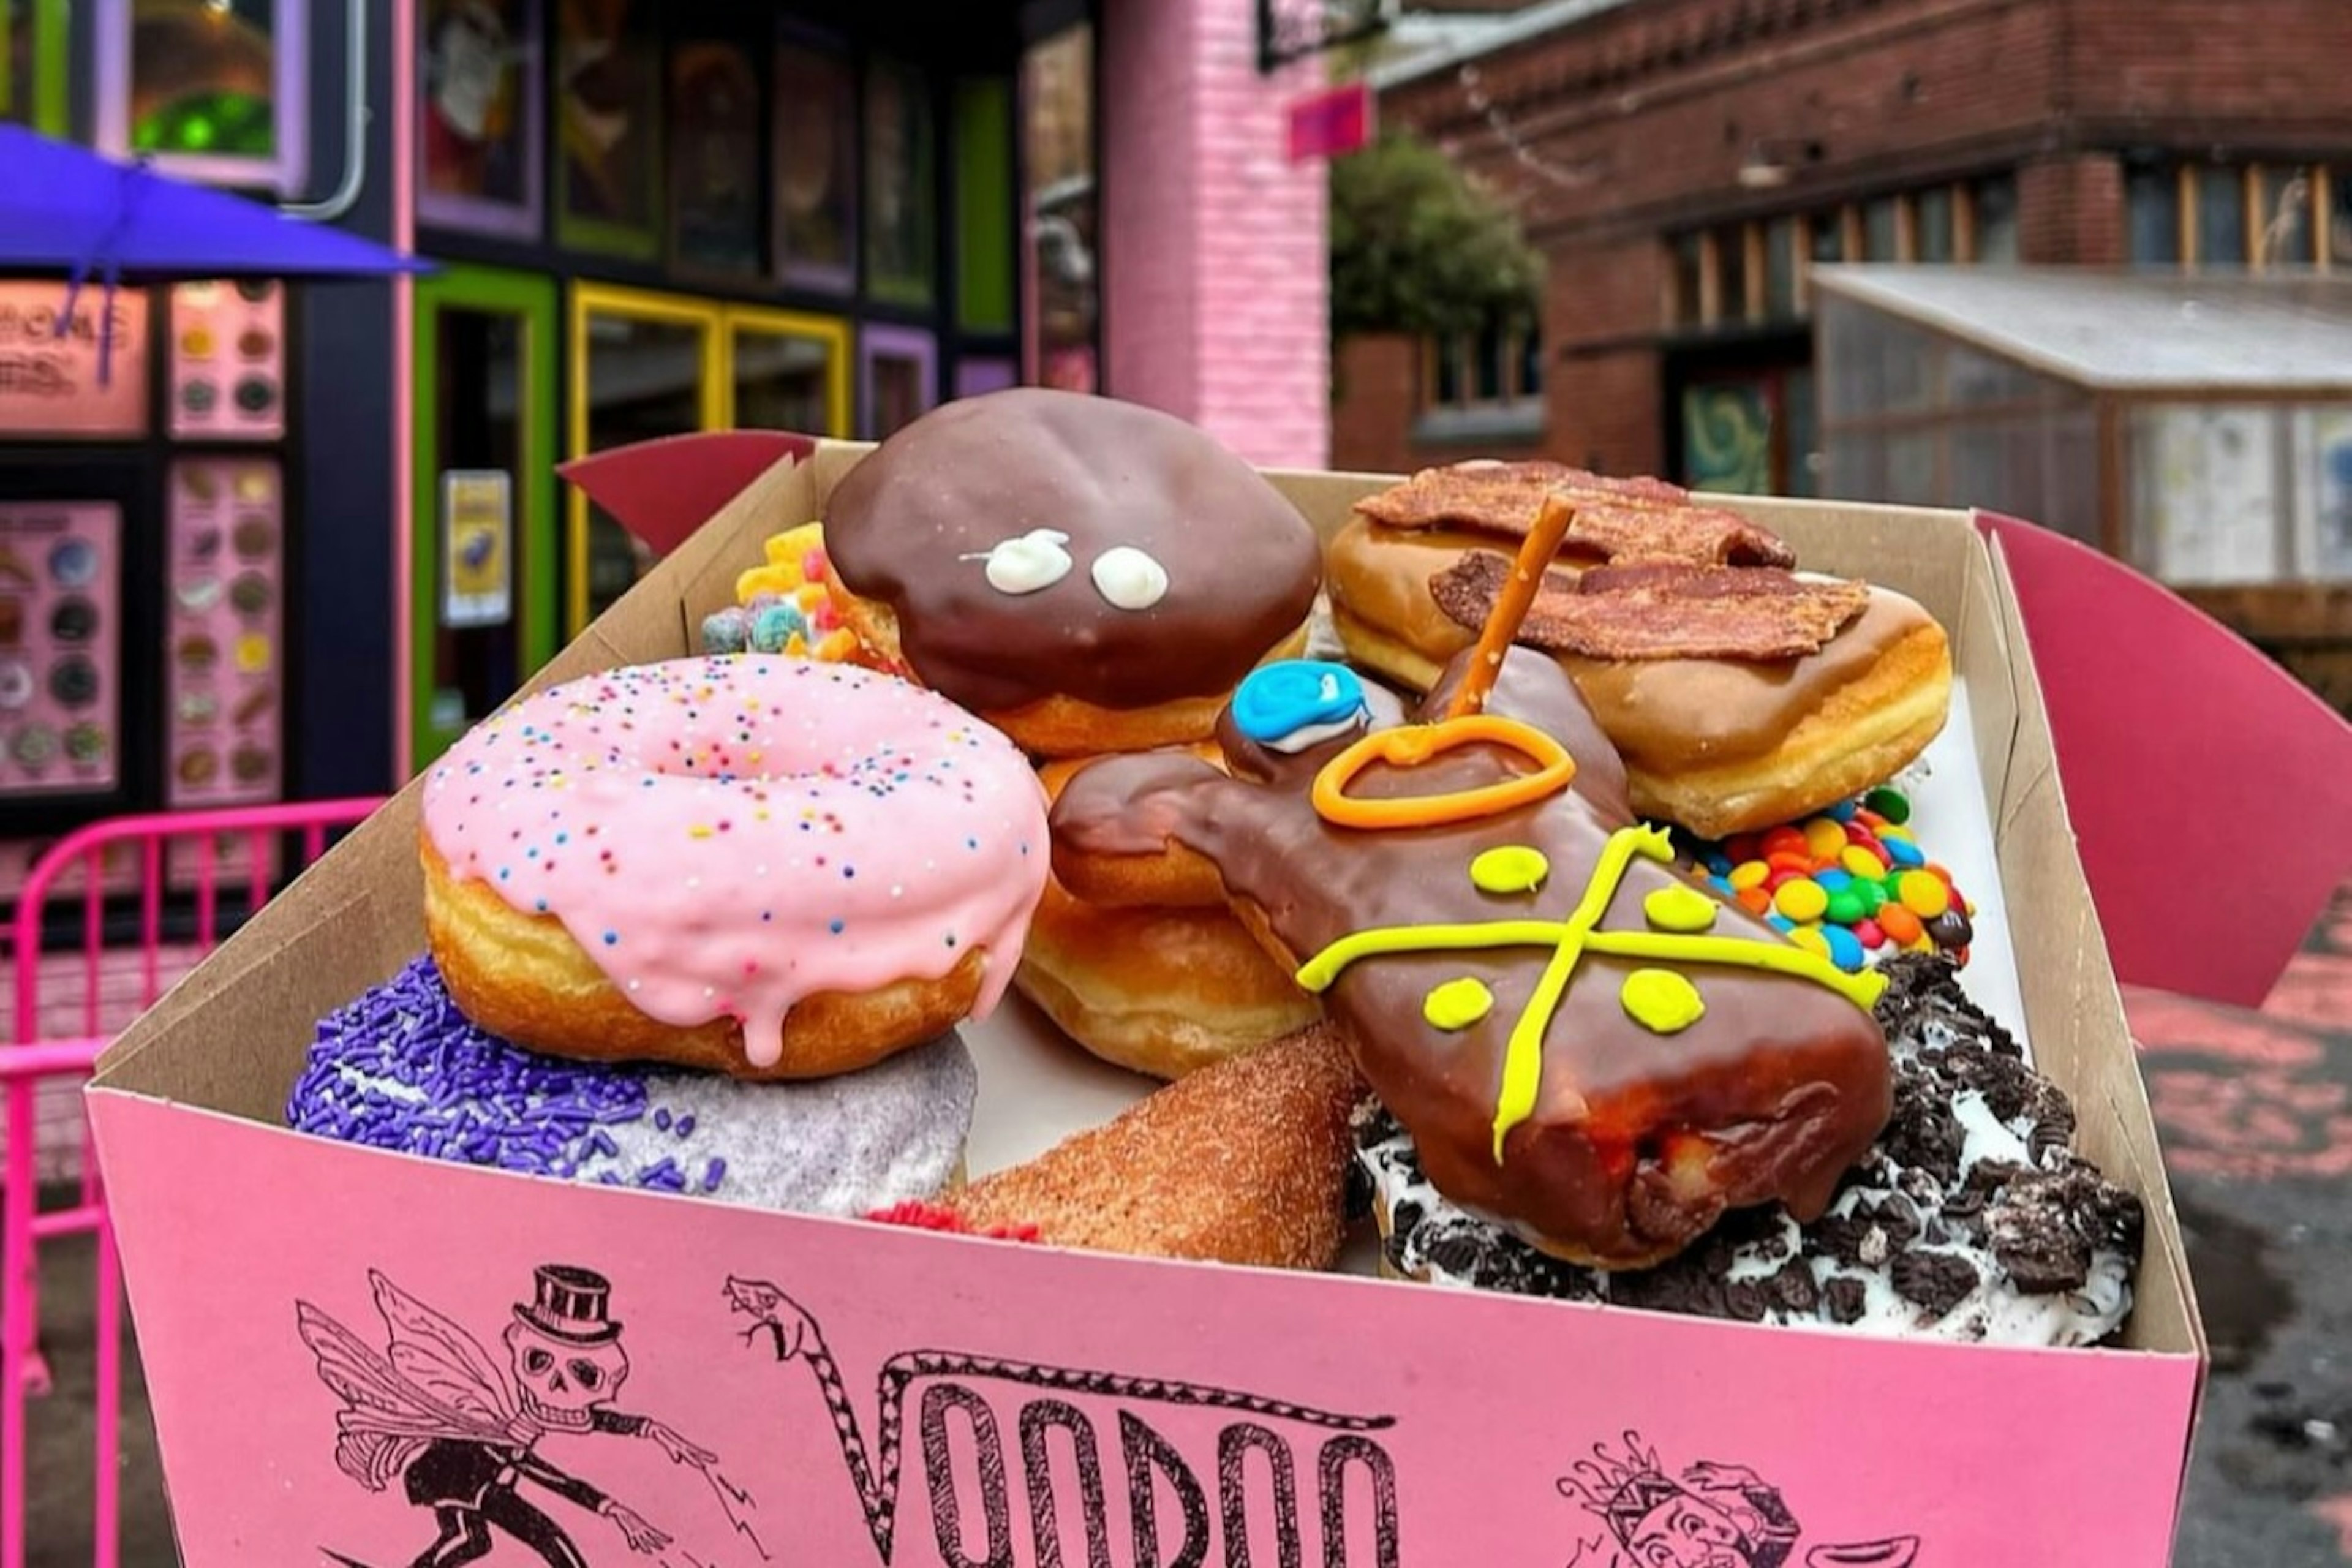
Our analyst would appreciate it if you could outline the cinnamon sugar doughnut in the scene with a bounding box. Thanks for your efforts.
[420,656,1050,1080]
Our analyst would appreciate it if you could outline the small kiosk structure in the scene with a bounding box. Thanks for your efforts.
[1812,266,2352,709]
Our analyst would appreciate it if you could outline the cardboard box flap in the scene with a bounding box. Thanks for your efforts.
[1978,511,2352,1008]
[1985,529,2203,1372]
[560,430,819,557]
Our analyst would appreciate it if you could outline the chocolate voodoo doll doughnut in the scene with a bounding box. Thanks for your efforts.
[821,388,1324,756]
[1050,635,1896,1271]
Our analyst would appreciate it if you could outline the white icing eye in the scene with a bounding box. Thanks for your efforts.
[1090,545,1170,611]
[962,529,1074,595]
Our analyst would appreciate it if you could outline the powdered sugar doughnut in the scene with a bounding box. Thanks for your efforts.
[420,655,1049,1080]
[288,957,976,1212]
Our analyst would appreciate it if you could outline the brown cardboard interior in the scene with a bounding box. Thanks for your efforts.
[94,442,2200,1363]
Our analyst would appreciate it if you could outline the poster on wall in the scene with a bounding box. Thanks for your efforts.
[772,37,856,293]
[863,57,934,307]
[668,38,762,276]
[1678,382,1775,496]
[556,0,660,258]
[0,501,121,798]
[96,0,308,194]
[418,0,542,237]
[0,284,150,440]
[2294,407,2352,580]
[1020,24,1098,393]
[860,326,933,440]
[2136,405,2280,583]
[442,470,515,628]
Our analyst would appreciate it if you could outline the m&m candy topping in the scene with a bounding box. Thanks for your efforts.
[1688,785,1974,973]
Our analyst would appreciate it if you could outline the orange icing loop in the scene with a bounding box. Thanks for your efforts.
[1310,714,1577,831]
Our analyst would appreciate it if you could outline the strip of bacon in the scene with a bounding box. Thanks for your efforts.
[1430,553,1869,662]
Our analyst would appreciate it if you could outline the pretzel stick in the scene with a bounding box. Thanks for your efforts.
[1446,491,1575,719]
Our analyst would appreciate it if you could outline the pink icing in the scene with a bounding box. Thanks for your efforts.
[421,655,1050,1071]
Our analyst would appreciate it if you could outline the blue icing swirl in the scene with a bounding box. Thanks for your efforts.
[1232,660,1368,748]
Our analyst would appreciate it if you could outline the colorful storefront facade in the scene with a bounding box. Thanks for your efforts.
[0,0,1329,853]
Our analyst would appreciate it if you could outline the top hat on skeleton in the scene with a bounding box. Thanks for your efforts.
[514,1265,622,1344]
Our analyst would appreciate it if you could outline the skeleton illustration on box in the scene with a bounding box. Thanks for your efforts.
[296,1265,764,1568]
[1559,1431,1920,1568]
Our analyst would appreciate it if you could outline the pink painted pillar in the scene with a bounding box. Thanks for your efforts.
[1101,0,1330,469]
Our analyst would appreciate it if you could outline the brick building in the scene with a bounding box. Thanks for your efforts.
[1333,0,2352,493]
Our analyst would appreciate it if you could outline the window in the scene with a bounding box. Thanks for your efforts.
[1671,233,1705,323]
[1422,319,1544,428]
[1915,188,1956,262]
[2196,165,2248,267]
[2256,167,2316,266]
[1717,227,1751,322]
[1971,175,2019,263]
[2127,164,2183,265]
[1764,217,1799,316]
[2134,160,2335,271]
[1862,197,1899,261]
[1663,175,2015,331]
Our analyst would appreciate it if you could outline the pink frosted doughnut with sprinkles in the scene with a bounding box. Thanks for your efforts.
[419,655,1050,1080]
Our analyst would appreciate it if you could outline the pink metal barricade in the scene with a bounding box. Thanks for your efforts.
[4,797,384,1568]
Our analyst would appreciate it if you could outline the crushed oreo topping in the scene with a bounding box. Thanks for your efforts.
[1358,954,2144,1346]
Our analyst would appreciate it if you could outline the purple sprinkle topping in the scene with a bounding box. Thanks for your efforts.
[285,956,650,1183]
[654,1107,671,1131]
[675,1114,696,1138]
[704,1158,727,1193]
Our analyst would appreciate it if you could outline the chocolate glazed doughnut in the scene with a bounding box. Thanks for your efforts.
[821,389,1324,756]
[1049,647,1894,1270]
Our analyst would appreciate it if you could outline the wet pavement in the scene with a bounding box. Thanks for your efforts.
[2130,882,2352,1566]
[18,886,2352,1566]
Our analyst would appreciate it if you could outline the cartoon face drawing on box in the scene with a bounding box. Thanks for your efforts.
[1561,1433,1920,1568]
[297,1264,761,1568]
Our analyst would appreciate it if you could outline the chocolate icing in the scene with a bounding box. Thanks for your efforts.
[1358,954,2146,1346]
[1052,646,1893,1268]
[822,389,1324,715]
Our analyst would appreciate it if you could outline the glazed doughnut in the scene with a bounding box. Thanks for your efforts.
[1051,647,1893,1272]
[1327,462,1953,839]
[420,655,1050,1080]
[1016,751,1322,1079]
[288,955,980,1216]
[821,388,1323,758]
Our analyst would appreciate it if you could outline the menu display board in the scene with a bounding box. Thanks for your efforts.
[864,57,935,306]
[165,458,282,807]
[555,0,660,257]
[0,283,151,439]
[774,37,856,292]
[668,37,762,276]
[0,501,121,797]
[417,0,544,238]
[170,279,288,442]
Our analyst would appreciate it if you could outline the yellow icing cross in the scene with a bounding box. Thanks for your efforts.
[1292,824,1888,1164]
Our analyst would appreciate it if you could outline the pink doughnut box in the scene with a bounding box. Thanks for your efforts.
[89,435,2212,1568]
